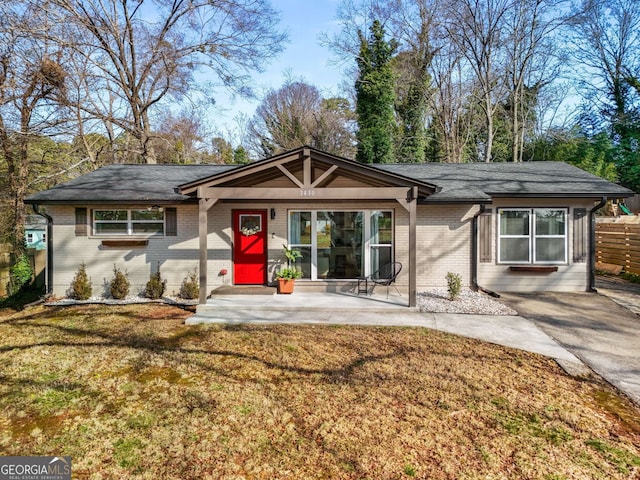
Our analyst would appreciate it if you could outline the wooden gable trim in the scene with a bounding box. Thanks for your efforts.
[180,150,306,194]
[303,148,312,186]
[179,147,438,196]
[277,164,304,187]
[311,165,338,188]
[200,186,413,201]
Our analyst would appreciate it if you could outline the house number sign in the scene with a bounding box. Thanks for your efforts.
[300,189,316,197]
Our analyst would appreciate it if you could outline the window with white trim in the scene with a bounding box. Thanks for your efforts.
[93,209,164,235]
[498,208,567,264]
[288,210,393,280]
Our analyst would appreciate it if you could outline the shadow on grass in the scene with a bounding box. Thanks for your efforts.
[0,285,44,314]
[0,305,425,382]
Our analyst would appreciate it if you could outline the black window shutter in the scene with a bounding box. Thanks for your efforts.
[573,208,587,263]
[75,208,87,236]
[165,207,177,236]
[479,208,492,263]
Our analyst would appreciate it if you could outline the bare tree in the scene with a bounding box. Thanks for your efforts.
[503,0,569,162]
[444,0,514,163]
[154,109,208,164]
[41,0,287,164]
[0,2,68,250]
[314,97,357,158]
[429,40,475,163]
[249,79,355,158]
[568,0,640,135]
[250,80,322,156]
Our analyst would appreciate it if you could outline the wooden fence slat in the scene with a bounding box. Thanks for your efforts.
[595,225,640,274]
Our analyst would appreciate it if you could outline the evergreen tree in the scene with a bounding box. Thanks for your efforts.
[394,51,431,163]
[355,20,397,164]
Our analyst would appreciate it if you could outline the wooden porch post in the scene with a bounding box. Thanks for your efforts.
[409,187,417,308]
[198,193,218,305]
[397,187,418,308]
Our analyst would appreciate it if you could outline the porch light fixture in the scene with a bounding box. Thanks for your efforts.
[147,205,164,212]
[270,208,276,219]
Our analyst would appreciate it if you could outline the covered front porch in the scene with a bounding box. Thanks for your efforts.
[177,147,437,307]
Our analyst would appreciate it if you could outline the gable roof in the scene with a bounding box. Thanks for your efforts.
[177,146,439,195]
[25,147,633,205]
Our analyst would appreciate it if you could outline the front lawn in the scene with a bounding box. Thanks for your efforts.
[0,304,639,479]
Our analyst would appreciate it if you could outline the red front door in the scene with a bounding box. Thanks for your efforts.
[233,210,268,285]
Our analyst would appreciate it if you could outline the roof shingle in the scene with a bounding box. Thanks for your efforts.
[25,164,235,204]
[25,159,633,204]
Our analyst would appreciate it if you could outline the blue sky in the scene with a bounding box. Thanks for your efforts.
[209,0,346,136]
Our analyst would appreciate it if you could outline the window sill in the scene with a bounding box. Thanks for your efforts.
[101,240,149,247]
[508,266,558,273]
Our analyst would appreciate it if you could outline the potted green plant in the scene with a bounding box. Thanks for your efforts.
[276,244,303,294]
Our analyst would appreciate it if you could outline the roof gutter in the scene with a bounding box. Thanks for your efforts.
[471,204,500,298]
[31,204,53,296]
[589,196,607,292]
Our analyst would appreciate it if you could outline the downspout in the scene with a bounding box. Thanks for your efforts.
[32,204,53,296]
[589,196,607,292]
[471,204,500,298]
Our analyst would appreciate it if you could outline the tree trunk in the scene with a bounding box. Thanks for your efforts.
[485,96,494,163]
[511,89,520,162]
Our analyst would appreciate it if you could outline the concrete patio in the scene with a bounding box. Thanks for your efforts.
[188,290,410,321]
[184,290,583,369]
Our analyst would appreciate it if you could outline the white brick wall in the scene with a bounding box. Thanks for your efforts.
[415,204,476,288]
[49,205,210,297]
[46,197,594,297]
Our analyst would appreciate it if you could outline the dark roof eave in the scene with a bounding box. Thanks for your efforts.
[24,198,197,205]
[419,198,492,204]
[487,192,634,198]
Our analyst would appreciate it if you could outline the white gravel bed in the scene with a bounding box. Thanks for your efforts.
[45,289,517,316]
[418,288,517,315]
[45,295,198,307]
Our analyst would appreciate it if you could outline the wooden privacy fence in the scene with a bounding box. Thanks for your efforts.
[596,223,640,275]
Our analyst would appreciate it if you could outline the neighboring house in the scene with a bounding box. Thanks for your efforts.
[25,215,47,250]
[25,146,633,306]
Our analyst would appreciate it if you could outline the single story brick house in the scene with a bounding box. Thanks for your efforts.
[25,146,633,306]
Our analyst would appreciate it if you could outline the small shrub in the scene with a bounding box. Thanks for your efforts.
[69,263,92,300]
[110,265,130,299]
[179,269,199,299]
[9,253,33,296]
[621,271,640,283]
[446,272,462,301]
[144,271,166,299]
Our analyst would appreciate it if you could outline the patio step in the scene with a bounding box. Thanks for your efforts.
[184,292,418,325]
[186,305,421,325]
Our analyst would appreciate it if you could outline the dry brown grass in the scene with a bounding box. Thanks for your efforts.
[0,304,639,479]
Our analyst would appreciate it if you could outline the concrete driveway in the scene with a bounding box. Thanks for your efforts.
[500,290,640,406]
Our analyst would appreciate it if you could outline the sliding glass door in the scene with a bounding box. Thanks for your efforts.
[289,210,393,280]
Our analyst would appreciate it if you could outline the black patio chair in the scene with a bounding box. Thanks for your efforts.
[358,262,403,298]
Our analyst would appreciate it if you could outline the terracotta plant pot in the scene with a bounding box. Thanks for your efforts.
[277,278,295,294]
